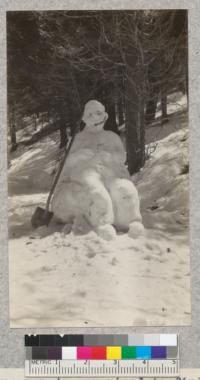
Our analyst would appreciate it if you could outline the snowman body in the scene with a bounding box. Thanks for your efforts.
[51,101,143,234]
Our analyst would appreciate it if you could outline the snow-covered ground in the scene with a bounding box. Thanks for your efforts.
[8,101,190,328]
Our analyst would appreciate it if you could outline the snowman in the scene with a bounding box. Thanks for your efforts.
[51,100,144,239]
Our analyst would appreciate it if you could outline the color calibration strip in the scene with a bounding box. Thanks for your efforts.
[25,335,179,377]
[26,345,178,360]
[25,334,178,360]
[25,333,177,347]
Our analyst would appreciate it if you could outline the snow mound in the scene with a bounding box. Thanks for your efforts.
[96,224,117,241]
[128,221,145,239]
[134,128,189,233]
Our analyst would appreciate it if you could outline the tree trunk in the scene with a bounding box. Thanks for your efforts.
[104,101,119,135]
[33,113,37,130]
[125,59,145,175]
[161,94,167,117]
[145,57,161,125]
[10,110,17,151]
[59,117,68,149]
[41,113,45,128]
[117,95,125,126]
[145,95,159,125]
[161,93,169,124]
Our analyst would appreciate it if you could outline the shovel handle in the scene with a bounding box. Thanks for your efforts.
[45,124,79,212]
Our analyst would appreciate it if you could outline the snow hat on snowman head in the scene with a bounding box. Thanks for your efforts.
[82,100,108,128]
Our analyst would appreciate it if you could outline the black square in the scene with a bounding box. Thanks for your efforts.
[55,335,70,346]
[25,335,39,346]
[39,335,55,346]
[68,335,84,346]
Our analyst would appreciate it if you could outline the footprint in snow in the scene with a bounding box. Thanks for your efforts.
[86,251,96,259]
[110,257,118,266]
[143,255,151,261]
[75,290,87,298]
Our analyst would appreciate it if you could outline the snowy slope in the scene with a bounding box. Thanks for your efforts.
[8,111,190,328]
[135,128,189,232]
[8,135,59,195]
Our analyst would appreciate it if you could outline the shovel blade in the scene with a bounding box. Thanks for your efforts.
[31,207,54,229]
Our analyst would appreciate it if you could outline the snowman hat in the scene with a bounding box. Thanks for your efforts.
[82,100,108,124]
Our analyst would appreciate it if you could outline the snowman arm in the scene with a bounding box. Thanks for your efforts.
[69,132,85,154]
[106,131,125,153]
[111,133,126,161]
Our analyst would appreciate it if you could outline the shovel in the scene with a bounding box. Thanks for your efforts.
[31,125,79,229]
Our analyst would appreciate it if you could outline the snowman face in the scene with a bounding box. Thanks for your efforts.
[86,109,107,128]
[82,101,108,131]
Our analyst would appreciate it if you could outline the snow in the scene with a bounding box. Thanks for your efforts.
[51,133,142,230]
[82,99,109,127]
[8,136,59,195]
[8,99,190,328]
[128,221,145,239]
[51,101,142,231]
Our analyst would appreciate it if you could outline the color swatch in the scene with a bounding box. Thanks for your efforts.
[25,334,177,347]
[25,334,178,361]
[27,345,178,360]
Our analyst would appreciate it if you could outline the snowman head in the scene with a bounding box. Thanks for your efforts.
[82,100,108,131]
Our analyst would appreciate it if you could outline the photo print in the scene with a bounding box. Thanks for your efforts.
[7,10,190,327]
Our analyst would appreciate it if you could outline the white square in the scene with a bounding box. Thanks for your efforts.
[144,334,160,346]
[160,334,177,346]
[62,346,77,359]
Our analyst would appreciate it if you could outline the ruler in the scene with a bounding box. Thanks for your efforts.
[4,368,200,380]
[25,359,179,377]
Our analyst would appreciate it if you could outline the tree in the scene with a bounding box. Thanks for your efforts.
[144,10,188,125]
[41,10,146,173]
[7,10,188,172]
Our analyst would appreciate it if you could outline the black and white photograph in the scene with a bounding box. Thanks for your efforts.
[7,9,190,327]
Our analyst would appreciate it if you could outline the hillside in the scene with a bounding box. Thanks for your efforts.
[8,106,190,328]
